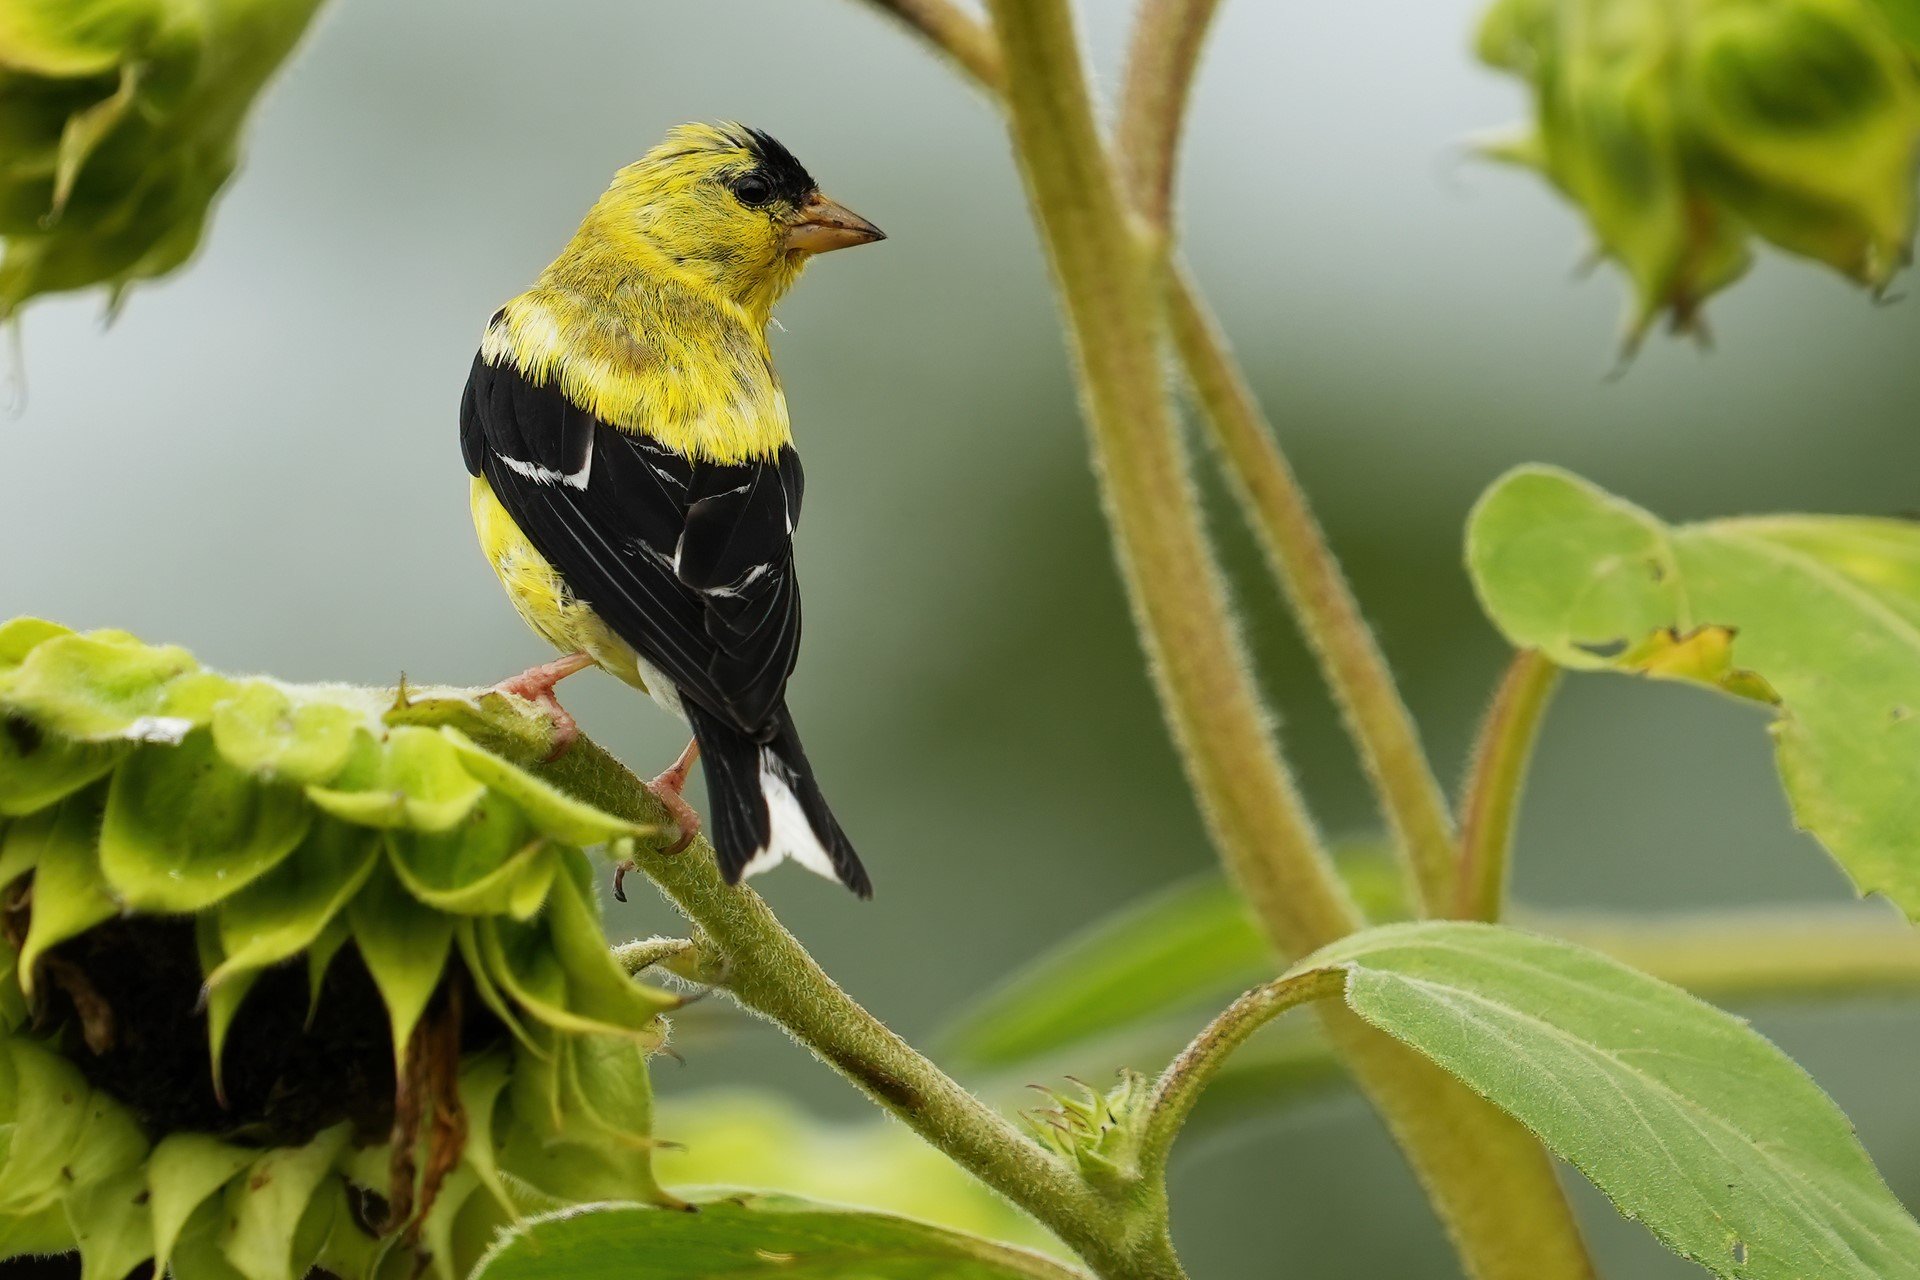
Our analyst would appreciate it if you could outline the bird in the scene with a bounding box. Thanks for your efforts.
[460,122,883,897]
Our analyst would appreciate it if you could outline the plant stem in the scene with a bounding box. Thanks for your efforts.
[1455,650,1560,921]
[543,741,1147,1280]
[982,0,1361,956]
[973,6,1598,1277]
[859,0,1005,90]
[1164,271,1460,918]
[1138,969,1344,1182]
[1116,0,1223,234]
[1545,906,1920,999]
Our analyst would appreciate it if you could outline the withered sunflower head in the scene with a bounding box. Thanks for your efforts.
[0,619,681,1280]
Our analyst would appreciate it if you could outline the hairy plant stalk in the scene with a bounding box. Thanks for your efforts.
[1547,907,1920,998]
[981,0,1360,956]
[545,742,1139,1280]
[920,0,1461,923]
[1138,969,1345,1181]
[1116,0,1223,233]
[1456,650,1561,920]
[974,5,1597,1276]
[862,0,1006,90]
[1165,270,1459,917]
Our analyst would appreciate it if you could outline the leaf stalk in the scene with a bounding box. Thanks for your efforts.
[1455,650,1562,920]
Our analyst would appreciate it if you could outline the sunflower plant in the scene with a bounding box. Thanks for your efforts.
[7,1,1920,1280]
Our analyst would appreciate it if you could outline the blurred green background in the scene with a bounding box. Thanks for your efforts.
[4,0,1918,1274]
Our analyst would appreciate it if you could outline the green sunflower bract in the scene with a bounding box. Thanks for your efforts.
[1477,0,1920,344]
[0,619,680,1280]
[0,0,325,317]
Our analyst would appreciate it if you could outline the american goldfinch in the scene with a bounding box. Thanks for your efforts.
[460,123,883,896]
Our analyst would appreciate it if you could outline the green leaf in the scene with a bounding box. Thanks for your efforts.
[947,877,1266,1068]
[1866,0,1920,56]
[452,1050,517,1216]
[100,730,312,912]
[306,726,486,833]
[211,682,365,785]
[218,1123,350,1280]
[0,619,73,672]
[0,1038,144,1217]
[208,817,381,987]
[64,1165,150,1280]
[1468,466,1920,918]
[385,790,551,916]
[0,1040,95,1213]
[472,1195,1084,1280]
[0,1203,73,1263]
[147,1134,257,1278]
[0,713,124,817]
[0,630,201,742]
[346,860,455,1070]
[473,860,672,1041]
[196,914,259,1100]
[947,848,1406,1071]
[443,728,647,846]
[12,791,117,994]
[1299,922,1920,1279]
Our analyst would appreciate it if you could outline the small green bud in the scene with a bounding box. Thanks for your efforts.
[1477,0,1920,344]
[1021,1071,1153,1193]
[0,0,324,318]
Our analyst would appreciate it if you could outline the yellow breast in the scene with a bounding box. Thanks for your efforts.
[469,477,647,689]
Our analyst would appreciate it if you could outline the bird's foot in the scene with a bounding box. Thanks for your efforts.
[492,652,593,761]
[614,738,702,903]
[648,737,704,855]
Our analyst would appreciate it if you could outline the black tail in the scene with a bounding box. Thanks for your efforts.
[684,702,871,898]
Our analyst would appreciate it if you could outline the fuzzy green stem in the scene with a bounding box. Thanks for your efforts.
[973,6,1597,1277]
[1165,270,1460,918]
[1138,969,1344,1183]
[982,0,1360,960]
[1116,0,1223,233]
[543,741,1147,1280]
[1455,650,1561,921]
[872,0,1460,928]
[860,0,1006,90]
[1545,906,1920,999]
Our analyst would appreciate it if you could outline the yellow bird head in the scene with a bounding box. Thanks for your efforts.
[569,122,884,320]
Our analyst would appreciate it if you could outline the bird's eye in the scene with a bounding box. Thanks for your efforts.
[731,173,774,207]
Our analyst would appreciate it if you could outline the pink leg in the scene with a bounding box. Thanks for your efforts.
[614,737,703,902]
[493,652,594,759]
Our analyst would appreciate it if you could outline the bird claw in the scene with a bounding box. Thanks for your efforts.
[647,770,702,856]
[491,652,593,761]
[611,739,703,902]
[535,700,581,763]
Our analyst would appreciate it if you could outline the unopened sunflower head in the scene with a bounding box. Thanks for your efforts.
[0,0,323,318]
[0,619,681,1280]
[1477,0,1920,345]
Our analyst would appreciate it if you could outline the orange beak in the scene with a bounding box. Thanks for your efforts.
[784,192,886,254]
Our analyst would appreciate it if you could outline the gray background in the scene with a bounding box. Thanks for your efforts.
[3,1,1917,1274]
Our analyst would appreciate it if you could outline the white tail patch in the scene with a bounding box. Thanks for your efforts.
[738,751,837,883]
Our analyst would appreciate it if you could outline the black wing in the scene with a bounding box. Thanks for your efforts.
[462,350,803,740]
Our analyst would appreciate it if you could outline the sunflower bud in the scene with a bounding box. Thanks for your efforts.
[1476,0,1920,344]
[0,619,680,1279]
[0,0,323,318]
[1020,1071,1152,1193]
